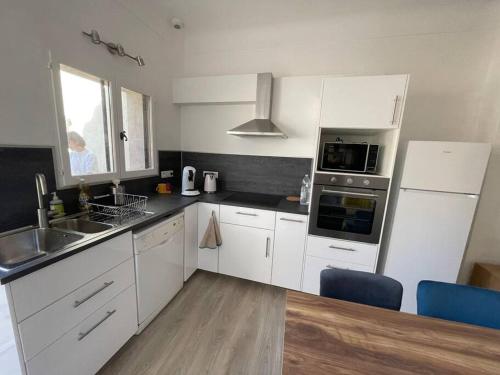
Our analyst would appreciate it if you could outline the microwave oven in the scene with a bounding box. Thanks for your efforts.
[319,142,379,173]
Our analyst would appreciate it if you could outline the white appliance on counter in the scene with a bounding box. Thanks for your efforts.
[133,213,184,333]
[383,141,491,313]
[182,166,200,196]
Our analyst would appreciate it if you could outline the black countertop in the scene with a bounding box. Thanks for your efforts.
[0,191,308,284]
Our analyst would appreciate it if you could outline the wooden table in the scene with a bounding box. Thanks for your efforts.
[283,290,500,374]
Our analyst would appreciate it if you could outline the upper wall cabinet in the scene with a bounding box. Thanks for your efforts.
[319,74,409,129]
[173,74,258,104]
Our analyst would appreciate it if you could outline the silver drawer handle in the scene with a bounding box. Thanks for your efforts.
[78,309,116,341]
[280,218,304,223]
[236,212,257,217]
[265,237,270,258]
[74,281,114,308]
[329,245,356,252]
[326,264,350,270]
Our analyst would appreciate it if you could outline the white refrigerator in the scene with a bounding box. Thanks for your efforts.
[383,141,491,313]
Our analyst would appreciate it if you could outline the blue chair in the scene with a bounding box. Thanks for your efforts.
[320,268,403,311]
[417,280,500,329]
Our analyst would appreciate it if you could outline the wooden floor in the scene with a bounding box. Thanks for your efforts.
[98,271,286,375]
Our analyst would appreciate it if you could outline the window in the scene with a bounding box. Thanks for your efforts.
[59,65,114,177]
[121,88,153,172]
[53,63,156,186]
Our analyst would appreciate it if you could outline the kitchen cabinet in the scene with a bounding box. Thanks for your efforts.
[302,255,373,295]
[271,213,307,290]
[302,235,378,295]
[219,223,274,284]
[198,203,220,272]
[8,232,137,375]
[184,204,198,281]
[319,74,408,129]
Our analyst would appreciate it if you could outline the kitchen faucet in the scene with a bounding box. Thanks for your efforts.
[35,173,49,229]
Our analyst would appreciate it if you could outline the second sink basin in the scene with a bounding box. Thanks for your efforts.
[0,228,84,270]
[51,218,113,234]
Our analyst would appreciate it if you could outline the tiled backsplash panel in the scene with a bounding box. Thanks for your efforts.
[0,147,58,232]
[0,148,181,233]
[182,152,312,196]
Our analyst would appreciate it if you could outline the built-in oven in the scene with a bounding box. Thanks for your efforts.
[309,173,389,244]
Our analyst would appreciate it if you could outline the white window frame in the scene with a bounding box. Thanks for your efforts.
[50,61,157,187]
[115,81,157,180]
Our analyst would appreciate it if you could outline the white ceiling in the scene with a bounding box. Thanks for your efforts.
[152,0,500,33]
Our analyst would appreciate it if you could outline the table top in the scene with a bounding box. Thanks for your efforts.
[283,290,500,374]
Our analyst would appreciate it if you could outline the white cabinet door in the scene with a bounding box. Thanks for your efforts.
[198,203,220,272]
[219,223,274,284]
[184,204,198,281]
[320,75,408,129]
[271,213,307,290]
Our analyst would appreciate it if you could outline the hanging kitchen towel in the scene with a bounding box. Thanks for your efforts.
[199,211,222,249]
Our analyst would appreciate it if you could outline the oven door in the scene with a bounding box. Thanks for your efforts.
[309,184,387,244]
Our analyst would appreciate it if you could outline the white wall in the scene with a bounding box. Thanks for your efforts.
[0,0,183,150]
[459,29,500,283]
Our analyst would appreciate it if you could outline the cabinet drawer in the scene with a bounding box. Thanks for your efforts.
[306,236,378,267]
[302,255,373,295]
[11,232,133,322]
[220,205,276,230]
[26,285,137,375]
[18,258,135,361]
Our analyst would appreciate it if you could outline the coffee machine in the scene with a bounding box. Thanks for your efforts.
[181,166,200,196]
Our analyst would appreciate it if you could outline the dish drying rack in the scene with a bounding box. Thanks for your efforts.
[87,193,148,224]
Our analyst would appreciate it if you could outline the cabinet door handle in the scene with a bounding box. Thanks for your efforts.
[329,245,356,252]
[265,237,270,258]
[280,218,304,223]
[236,211,257,217]
[326,264,350,270]
[78,309,116,341]
[74,281,114,308]
[391,95,400,125]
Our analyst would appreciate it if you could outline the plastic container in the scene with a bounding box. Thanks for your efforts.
[300,174,311,205]
[49,192,65,217]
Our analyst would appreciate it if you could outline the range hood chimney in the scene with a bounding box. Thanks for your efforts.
[227,73,287,138]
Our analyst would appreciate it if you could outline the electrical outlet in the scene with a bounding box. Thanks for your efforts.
[203,171,219,178]
[160,170,174,178]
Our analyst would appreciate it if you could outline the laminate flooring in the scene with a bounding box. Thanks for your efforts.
[98,271,286,375]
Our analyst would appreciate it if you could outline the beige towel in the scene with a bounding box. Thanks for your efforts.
[199,211,222,249]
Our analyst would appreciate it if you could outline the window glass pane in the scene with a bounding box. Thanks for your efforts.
[121,88,152,172]
[59,65,114,176]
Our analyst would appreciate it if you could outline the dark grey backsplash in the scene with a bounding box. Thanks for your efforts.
[0,147,311,232]
[182,152,312,196]
[0,147,58,232]
[0,148,181,233]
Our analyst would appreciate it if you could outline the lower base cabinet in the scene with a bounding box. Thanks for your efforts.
[219,223,274,284]
[26,285,137,375]
[302,255,373,295]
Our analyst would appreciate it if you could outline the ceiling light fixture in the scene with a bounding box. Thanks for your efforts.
[82,29,145,67]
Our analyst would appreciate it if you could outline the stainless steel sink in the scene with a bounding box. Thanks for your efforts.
[0,228,84,270]
[51,218,113,234]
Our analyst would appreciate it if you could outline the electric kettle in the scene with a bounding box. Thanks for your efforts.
[204,172,217,193]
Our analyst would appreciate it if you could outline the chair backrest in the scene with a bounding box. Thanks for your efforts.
[320,268,403,311]
[417,280,500,329]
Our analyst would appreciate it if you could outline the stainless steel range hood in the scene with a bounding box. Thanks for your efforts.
[227,73,287,138]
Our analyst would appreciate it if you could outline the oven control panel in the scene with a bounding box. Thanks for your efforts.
[315,172,390,190]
